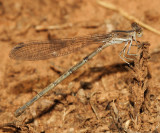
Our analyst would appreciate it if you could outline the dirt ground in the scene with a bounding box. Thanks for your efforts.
[0,0,160,132]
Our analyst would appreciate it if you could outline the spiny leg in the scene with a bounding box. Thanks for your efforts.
[120,40,134,62]
[127,39,139,56]
[119,41,130,64]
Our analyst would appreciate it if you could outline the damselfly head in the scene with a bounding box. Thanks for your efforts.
[131,22,143,38]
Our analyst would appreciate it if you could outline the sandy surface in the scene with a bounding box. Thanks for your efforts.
[0,0,160,132]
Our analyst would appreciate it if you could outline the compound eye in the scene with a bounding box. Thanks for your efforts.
[137,31,143,37]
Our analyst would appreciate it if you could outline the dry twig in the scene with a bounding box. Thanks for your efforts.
[97,0,160,35]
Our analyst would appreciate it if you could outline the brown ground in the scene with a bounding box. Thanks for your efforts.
[0,0,160,132]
